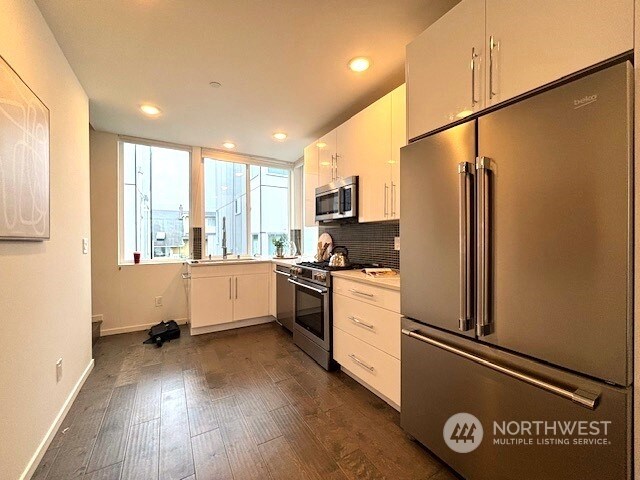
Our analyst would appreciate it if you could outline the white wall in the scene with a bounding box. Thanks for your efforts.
[0,2,92,479]
[90,131,189,335]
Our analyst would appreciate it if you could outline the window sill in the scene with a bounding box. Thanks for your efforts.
[119,259,187,267]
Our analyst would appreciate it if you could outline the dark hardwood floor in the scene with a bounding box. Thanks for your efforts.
[33,323,457,480]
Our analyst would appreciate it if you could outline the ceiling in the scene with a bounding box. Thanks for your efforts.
[36,0,458,162]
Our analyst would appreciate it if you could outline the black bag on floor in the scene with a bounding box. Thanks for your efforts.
[143,320,180,347]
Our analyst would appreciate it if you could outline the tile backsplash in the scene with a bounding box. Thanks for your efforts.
[319,220,399,270]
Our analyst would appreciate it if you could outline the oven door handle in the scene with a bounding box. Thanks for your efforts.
[288,278,328,295]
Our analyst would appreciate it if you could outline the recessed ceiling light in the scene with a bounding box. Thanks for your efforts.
[316,142,327,148]
[222,142,236,149]
[273,132,287,141]
[140,104,161,116]
[348,57,371,72]
[209,81,222,88]
[320,161,331,166]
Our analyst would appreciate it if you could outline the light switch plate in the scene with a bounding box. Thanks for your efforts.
[82,238,89,254]
[394,237,400,251]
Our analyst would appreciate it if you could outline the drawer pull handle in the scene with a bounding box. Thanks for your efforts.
[349,316,375,330]
[401,329,600,410]
[349,354,375,372]
[349,289,374,298]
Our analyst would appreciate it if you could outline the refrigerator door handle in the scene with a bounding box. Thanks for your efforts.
[476,157,493,336]
[401,329,600,410]
[458,162,474,331]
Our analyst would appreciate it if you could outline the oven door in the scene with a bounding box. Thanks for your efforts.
[289,277,331,351]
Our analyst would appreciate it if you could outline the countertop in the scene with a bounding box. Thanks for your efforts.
[187,256,311,268]
[330,269,401,291]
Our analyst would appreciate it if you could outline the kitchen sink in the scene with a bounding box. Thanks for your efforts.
[189,257,258,264]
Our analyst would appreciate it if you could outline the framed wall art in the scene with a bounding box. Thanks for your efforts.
[0,54,50,240]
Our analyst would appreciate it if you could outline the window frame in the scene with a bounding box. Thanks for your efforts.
[200,150,293,258]
[117,137,193,265]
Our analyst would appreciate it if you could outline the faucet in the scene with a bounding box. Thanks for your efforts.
[221,216,230,259]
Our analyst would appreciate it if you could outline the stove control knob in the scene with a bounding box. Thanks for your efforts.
[314,273,327,282]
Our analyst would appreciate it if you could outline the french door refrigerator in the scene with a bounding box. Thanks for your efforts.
[400,60,633,480]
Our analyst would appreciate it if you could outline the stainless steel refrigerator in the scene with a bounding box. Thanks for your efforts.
[400,60,633,479]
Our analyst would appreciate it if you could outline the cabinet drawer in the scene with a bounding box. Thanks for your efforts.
[190,262,271,279]
[333,327,400,406]
[333,293,400,359]
[332,278,400,313]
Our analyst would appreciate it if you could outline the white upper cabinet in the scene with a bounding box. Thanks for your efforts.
[390,84,406,220]
[484,0,633,107]
[302,84,406,224]
[335,115,360,182]
[357,94,392,223]
[317,130,338,186]
[407,0,485,140]
[407,0,633,139]
[303,143,318,227]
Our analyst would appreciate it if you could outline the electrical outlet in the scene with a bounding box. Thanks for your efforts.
[56,358,63,382]
[394,236,400,251]
[155,296,163,307]
[82,237,89,254]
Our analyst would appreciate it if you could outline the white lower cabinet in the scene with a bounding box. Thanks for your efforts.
[234,273,269,321]
[190,275,234,328]
[189,263,271,332]
[333,294,400,359]
[333,326,401,407]
[332,281,401,408]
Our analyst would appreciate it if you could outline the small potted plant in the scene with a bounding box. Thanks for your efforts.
[272,235,287,258]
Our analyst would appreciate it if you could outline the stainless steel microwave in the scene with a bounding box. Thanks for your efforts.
[315,176,358,223]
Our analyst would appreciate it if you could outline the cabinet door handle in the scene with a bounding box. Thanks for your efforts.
[229,277,232,300]
[489,36,499,100]
[349,288,374,298]
[470,47,479,106]
[235,277,238,299]
[384,183,389,217]
[349,354,375,372]
[334,154,340,180]
[391,182,396,217]
[349,316,375,330]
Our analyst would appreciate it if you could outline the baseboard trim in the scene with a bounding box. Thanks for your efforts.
[190,316,275,336]
[101,317,189,336]
[340,366,400,412]
[21,358,95,480]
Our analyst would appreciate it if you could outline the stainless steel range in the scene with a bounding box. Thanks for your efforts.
[289,260,375,370]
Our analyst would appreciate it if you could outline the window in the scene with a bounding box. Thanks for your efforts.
[121,142,190,262]
[251,166,290,256]
[204,158,248,256]
[204,157,290,257]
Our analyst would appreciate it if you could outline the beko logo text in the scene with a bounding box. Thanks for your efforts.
[573,94,598,109]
